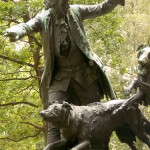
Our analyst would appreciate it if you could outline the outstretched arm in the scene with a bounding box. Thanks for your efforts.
[76,0,125,20]
[4,13,42,42]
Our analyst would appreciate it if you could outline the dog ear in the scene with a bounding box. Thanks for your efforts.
[62,101,72,111]
[136,43,149,52]
[49,101,58,105]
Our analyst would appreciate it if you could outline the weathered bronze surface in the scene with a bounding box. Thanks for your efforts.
[40,101,150,150]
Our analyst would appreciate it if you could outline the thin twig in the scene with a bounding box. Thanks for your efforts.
[0,54,34,68]
[0,101,38,108]
[0,76,32,81]
[20,122,44,130]
[0,130,41,142]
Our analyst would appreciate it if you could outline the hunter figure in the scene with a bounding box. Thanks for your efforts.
[4,0,125,145]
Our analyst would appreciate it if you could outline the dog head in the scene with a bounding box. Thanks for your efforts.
[40,101,72,127]
[137,44,150,66]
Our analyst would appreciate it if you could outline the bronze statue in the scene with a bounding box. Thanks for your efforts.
[40,101,150,150]
[4,0,125,145]
[112,44,150,116]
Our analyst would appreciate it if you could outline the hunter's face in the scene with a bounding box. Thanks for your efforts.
[44,0,70,17]
[44,0,51,10]
[56,0,70,17]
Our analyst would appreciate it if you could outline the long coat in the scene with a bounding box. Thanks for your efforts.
[9,1,119,108]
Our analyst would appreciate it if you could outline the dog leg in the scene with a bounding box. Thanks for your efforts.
[125,80,138,96]
[131,112,150,148]
[125,79,150,95]
[135,80,150,92]
[135,131,150,148]
[116,125,137,150]
[71,140,91,150]
[143,117,150,135]
[43,139,68,150]
[112,92,143,117]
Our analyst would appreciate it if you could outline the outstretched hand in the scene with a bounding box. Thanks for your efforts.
[3,30,19,42]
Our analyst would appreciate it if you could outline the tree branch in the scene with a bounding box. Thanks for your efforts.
[20,122,44,130]
[0,54,34,68]
[0,101,38,108]
[0,130,41,142]
[0,70,33,75]
[0,76,32,81]
[16,79,37,94]
[27,34,42,48]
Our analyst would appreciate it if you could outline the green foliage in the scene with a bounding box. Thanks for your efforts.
[84,7,126,98]
[0,0,44,149]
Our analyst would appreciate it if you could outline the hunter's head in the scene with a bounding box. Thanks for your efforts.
[44,0,69,17]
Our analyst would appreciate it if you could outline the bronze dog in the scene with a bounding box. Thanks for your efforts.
[112,44,150,116]
[40,101,150,150]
